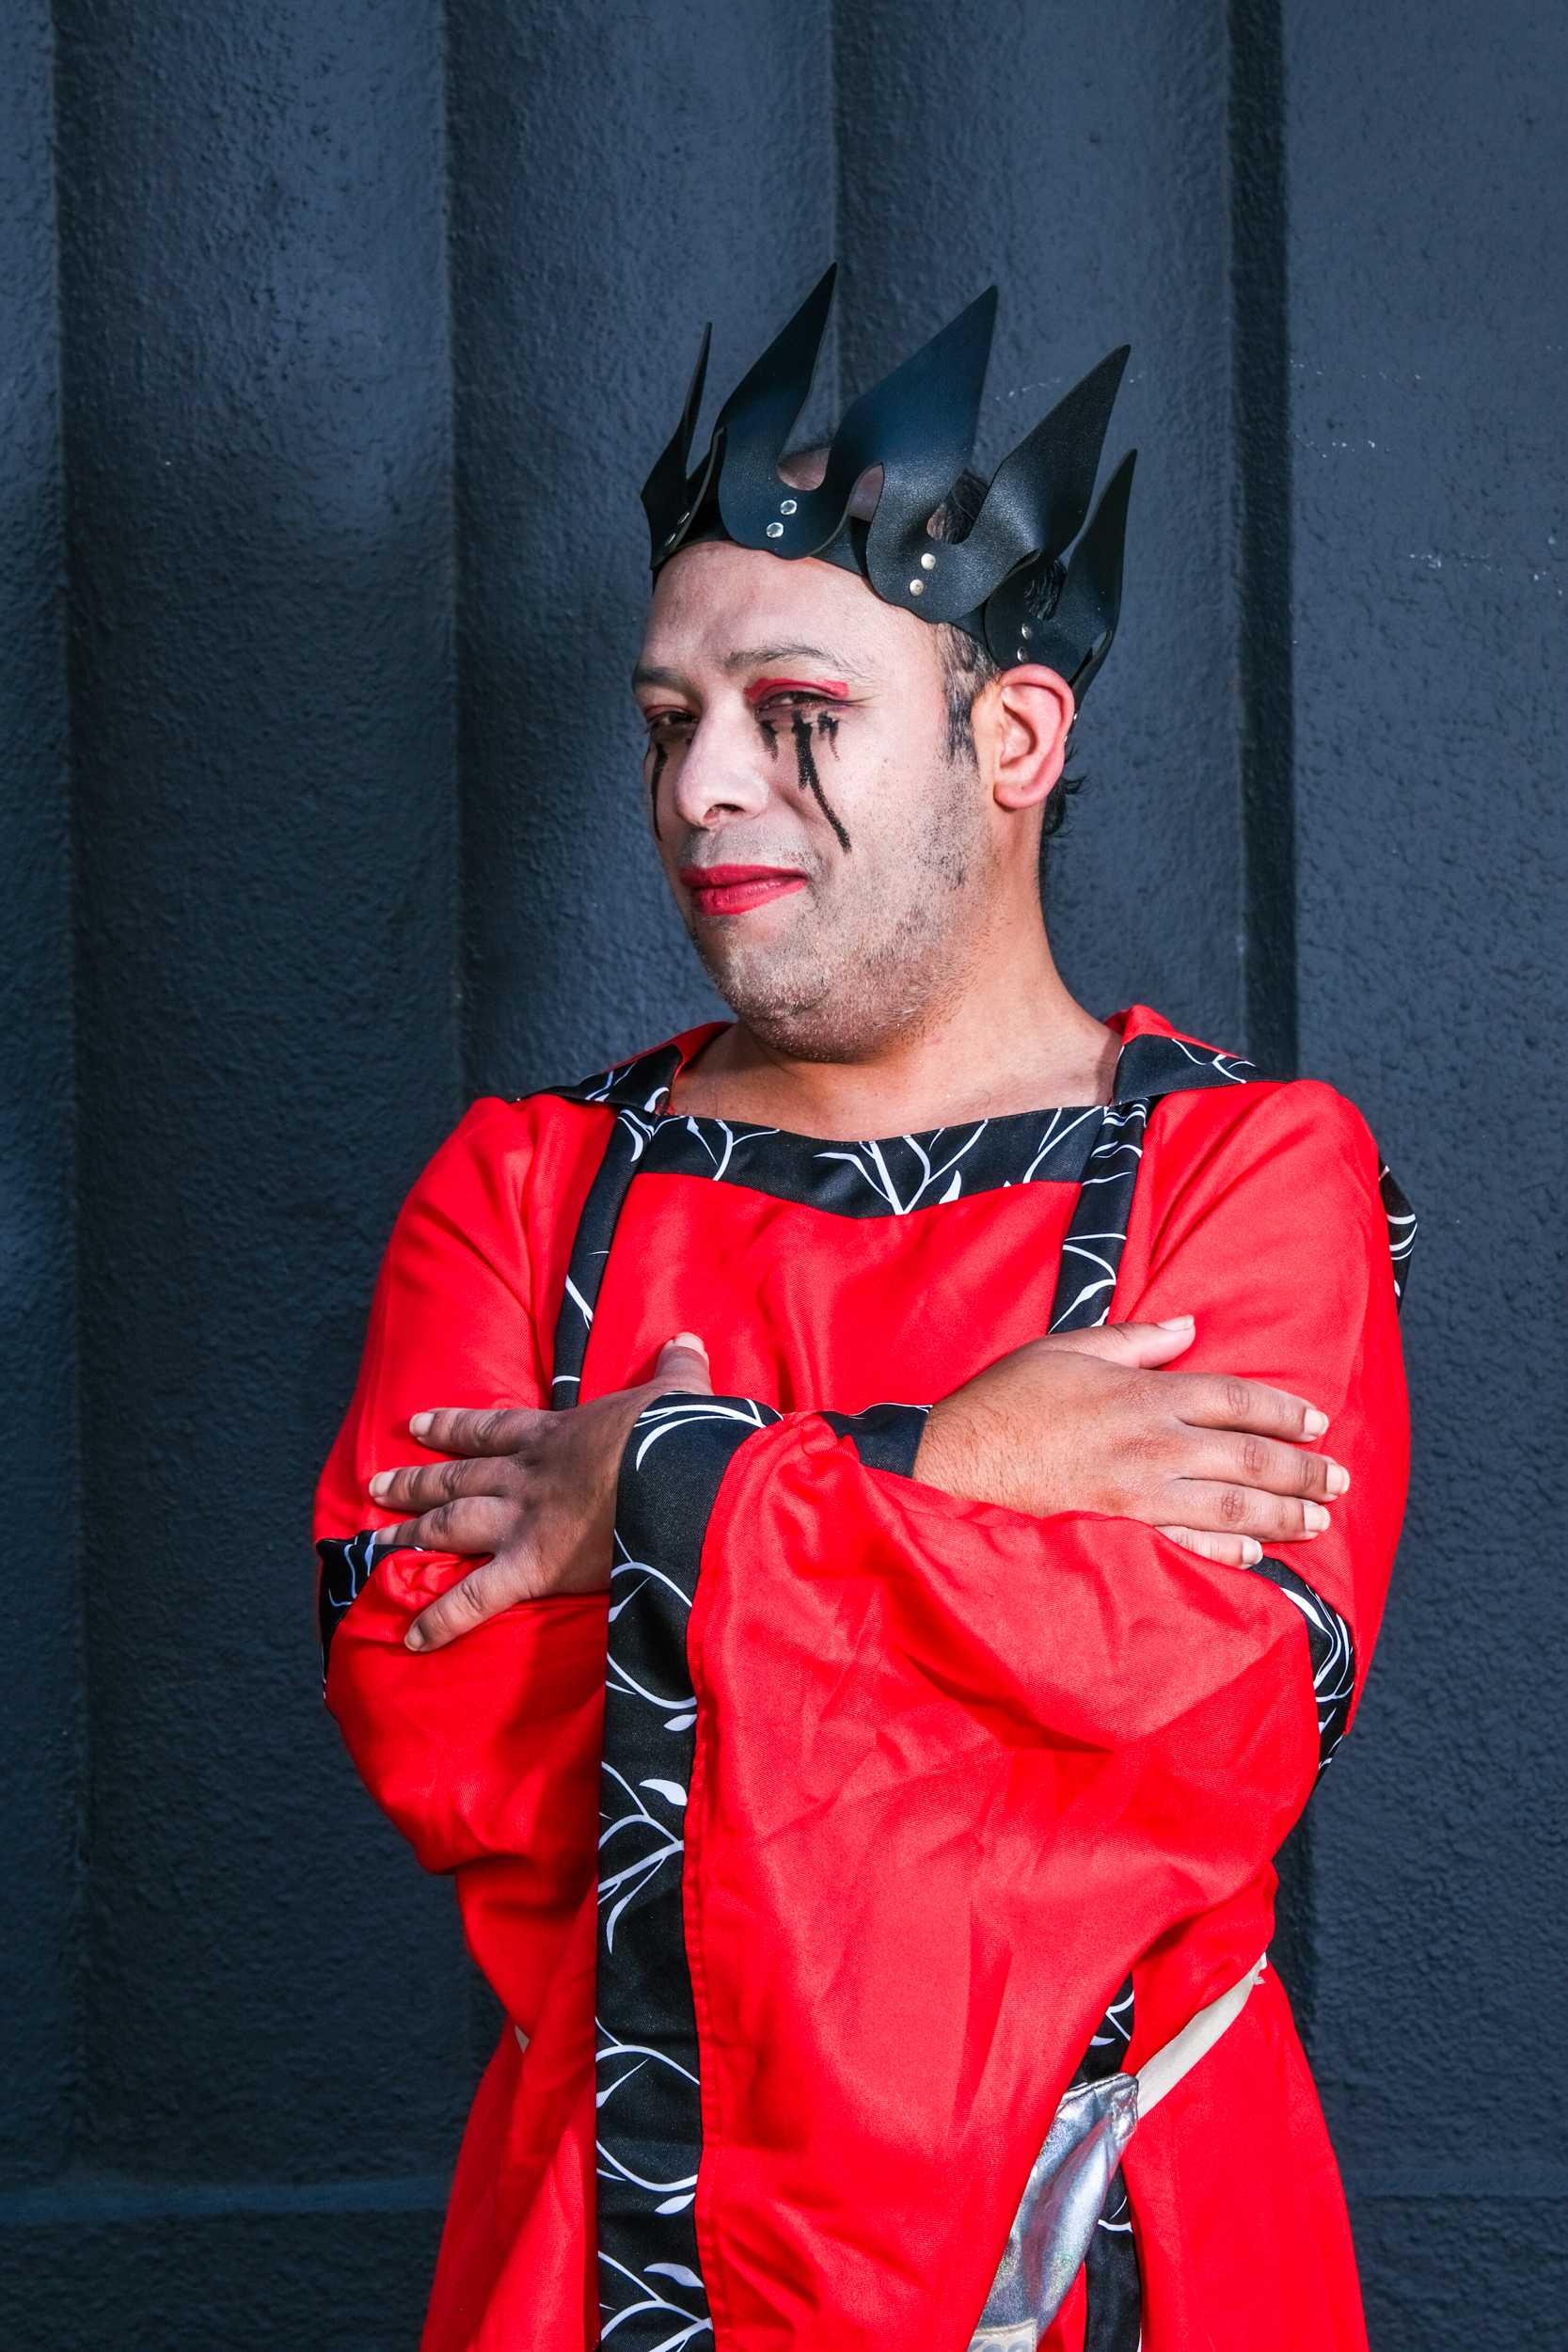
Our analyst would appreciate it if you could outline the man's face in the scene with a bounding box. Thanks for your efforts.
[633,540,1001,1062]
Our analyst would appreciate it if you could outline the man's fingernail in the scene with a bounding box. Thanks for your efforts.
[404,1622,425,1651]
[1325,1462,1351,1497]
[670,1330,708,1354]
[1303,1502,1331,1534]
[1156,1315,1196,1330]
[409,1411,433,1439]
[1303,1408,1329,1438]
[1242,1538,1262,1565]
[368,1471,391,1501]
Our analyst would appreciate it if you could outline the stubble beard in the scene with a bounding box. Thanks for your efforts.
[685,753,990,1063]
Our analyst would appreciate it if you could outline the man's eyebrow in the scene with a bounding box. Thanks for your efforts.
[630,662,692,694]
[721,643,862,677]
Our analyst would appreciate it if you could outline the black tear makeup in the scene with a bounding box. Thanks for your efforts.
[791,712,851,852]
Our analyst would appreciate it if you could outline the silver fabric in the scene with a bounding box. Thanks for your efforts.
[968,2074,1139,2351]
[967,1954,1269,2348]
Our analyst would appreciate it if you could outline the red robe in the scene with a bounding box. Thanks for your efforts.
[316,1005,1409,2350]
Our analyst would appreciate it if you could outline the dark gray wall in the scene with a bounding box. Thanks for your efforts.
[0,0,76,2199]
[1285,3,1568,2341]
[2,3,1561,2345]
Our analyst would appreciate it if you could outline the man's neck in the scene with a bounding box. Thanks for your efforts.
[670,930,1119,1138]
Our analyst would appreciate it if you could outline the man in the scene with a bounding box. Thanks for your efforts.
[316,268,1410,2352]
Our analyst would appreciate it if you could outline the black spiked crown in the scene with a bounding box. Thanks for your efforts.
[642,266,1135,707]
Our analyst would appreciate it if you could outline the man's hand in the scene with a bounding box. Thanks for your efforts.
[369,1315,1345,1655]
[914,1314,1347,1565]
[367,1333,713,1652]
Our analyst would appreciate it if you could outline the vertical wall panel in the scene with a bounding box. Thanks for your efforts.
[53,0,465,2198]
[448,0,833,1098]
[1227,0,1297,1078]
[0,0,77,2191]
[833,0,1243,1048]
[1285,2,1568,2340]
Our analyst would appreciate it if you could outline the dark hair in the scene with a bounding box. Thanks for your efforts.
[928,469,1079,844]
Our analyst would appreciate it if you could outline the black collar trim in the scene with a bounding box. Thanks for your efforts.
[549,1028,1258,1122]
[542,1030,1259,1216]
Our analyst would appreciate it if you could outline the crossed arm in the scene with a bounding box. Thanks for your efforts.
[368,1314,1349,1654]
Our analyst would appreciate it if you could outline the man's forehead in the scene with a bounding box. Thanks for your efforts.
[633,639,863,692]
[635,541,925,689]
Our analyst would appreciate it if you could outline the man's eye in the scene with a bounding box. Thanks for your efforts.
[643,708,696,740]
[755,691,835,717]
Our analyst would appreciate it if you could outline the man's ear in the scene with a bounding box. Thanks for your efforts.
[974,665,1076,811]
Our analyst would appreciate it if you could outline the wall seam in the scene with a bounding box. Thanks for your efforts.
[1226,0,1311,2044]
[42,0,89,2184]
[1227,0,1298,1082]
[825,0,843,419]
[435,0,467,1107]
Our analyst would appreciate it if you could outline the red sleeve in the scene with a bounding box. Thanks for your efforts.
[630,1079,1408,2345]
[313,1093,610,2027]
[1114,1074,1409,1686]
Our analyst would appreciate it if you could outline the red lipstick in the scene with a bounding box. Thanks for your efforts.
[679,863,807,917]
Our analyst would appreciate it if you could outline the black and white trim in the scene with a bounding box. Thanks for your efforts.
[1244,1554,1356,1774]
[1074,1979,1134,2090]
[1046,1100,1149,1333]
[817,1402,931,1478]
[1380,1162,1417,1311]
[1081,2165,1142,2352]
[596,1394,781,2349]
[316,1529,381,1679]
[1067,1981,1141,2349]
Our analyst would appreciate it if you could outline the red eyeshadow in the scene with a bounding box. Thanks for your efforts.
[745,676,849,704]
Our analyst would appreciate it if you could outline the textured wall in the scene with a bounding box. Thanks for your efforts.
[56,0,467,2178]
[0,1,1561,2344]
[1284,1,1568,2339]
[0,0,76,2195]
[448,0,827,1095]
[834,0,1251,1057]
[4,0,467,2337]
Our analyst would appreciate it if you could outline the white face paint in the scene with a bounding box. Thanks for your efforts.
[633,538,999,1064]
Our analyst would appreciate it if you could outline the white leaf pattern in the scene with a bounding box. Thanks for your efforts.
[594,1395,781,2345]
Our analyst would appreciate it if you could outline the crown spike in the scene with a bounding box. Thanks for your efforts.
[1008,450,1137,702]
[972,345,1130,574]
[785,286,999,564]
[641,324,713,557]
[704,266,838,529]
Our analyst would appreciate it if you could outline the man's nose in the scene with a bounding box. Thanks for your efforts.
[667,704,772,828]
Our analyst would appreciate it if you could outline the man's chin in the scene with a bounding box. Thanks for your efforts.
[697,954,924,1067]
[689,935,837,1041]
[689,897,814,987]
